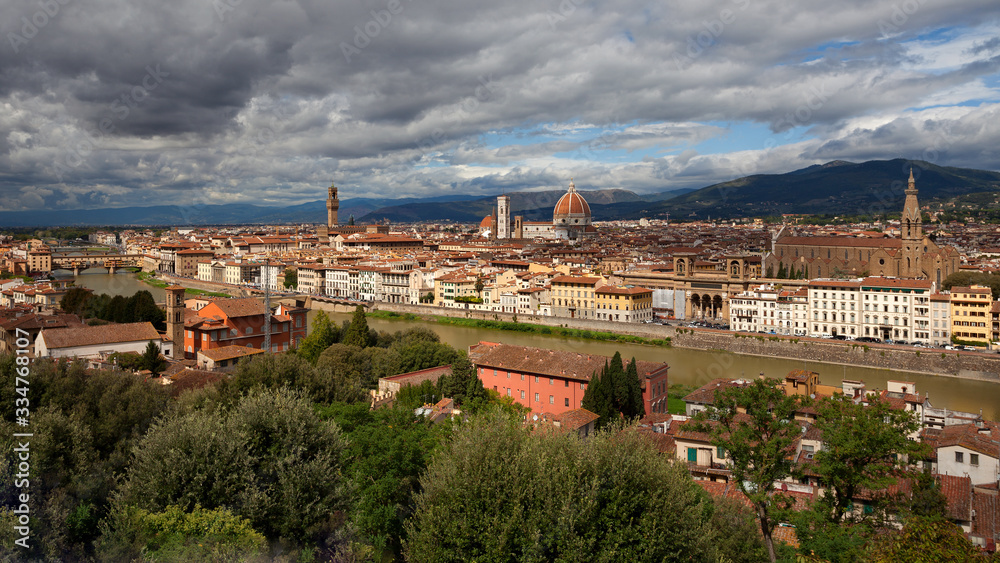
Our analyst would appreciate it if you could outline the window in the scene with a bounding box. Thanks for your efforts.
[564,380,569,387]
[534,393,539,402]
[564,398,570,407]
[549,378,554,385]
[955,451,964,463]
[535,376,539,383]
[970,453,979,466]
[549,395,554,404]
[716,446,725,459]
[246,326,253,335]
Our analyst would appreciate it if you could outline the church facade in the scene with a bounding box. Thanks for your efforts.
[764,170,959,285]
[482,180,597,241]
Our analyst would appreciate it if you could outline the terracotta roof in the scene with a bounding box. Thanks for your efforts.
[777,235,902,248]
[166,367,224,397]
[860,277,933,289]
[207,297,266,318]
[971,489,999,545]
[936,422,1000,459]
[41,322,160,349]
[197,345,265,362]
[683,378,749,405]
[550,275,602,285]
[937,474,972,521]
[553,408,600,430]
[472,343,667,384]
[553,186,591,218]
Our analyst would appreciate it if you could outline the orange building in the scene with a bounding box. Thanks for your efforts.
[469,341,670,417]
[181,297,307,358]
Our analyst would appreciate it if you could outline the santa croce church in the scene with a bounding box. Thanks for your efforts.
[764,170,960,286]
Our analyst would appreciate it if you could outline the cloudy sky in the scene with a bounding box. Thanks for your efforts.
[2,0,999,211]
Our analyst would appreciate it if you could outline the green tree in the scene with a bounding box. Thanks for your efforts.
[580,361,615,428]
[341,305,372,348]
[905,469,949,520]
[580,353,644,427]
[348,214,355,225]
[690,378,804,562]
[297,310,340,364]
[282,267,297,290]
[140,340,165,376]
[765,265,774,278]
[118,388,350,547]
[96,505,267,562]
[318,404,445,559]
[60,286,92,316]
[863,516,990,562]
[396,380,441,409]
[622,357,645,419]
[405,411,762,562]
[777,262,787,279]
[313,343,372,401]
[811,394,925,523]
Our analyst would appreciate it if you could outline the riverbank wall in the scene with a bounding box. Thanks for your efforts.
[371,302,1000,382]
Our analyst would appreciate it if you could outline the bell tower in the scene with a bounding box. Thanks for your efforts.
[165,285,186,359]
[900,168,923,278]
[327,183,339,228]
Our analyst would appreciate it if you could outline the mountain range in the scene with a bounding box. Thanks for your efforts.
[2,159,998,227]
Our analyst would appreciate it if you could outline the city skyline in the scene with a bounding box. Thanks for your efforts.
[2,0,999,212]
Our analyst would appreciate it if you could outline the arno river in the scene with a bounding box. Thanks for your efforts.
[68,271,1000,420]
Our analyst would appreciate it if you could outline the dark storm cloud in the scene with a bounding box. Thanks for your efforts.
[0,0,999,209]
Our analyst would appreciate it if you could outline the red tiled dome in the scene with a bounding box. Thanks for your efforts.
[480,215,494,228]
[553,180,591,222]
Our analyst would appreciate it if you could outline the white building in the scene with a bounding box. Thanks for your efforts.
[35,322,168,358]
[930,292,952,346]
[808,279,862,338]
[730,284,780,334]
[859,277,933,343]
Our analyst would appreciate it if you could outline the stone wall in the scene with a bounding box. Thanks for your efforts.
[371,302,672,340]
[671,330,1000,382]
[330,302,1000,382]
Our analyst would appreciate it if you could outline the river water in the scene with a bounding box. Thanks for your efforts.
[68,272,1000,420]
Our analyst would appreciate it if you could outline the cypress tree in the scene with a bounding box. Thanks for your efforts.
[623,357,645,420]
[607,351,627,414]
[341,305,372,348]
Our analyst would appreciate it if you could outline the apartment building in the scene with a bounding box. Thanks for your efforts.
[808,279,861,338]
[860,278,933,344]
[550,275,605,320]
[950,285,992,345]
[931,292,952,346]
[595,286,653,323]
[731,284,780,333]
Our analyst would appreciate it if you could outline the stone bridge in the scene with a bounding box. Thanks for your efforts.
[50,253,145,275]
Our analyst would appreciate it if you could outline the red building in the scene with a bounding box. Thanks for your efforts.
[182,297,307,358]
[469,341,669,417]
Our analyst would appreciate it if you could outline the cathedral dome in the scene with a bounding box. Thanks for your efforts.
[553,180,591,225]
[480,215,494,229]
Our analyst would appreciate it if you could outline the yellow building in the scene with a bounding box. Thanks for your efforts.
[550,275,604,319]
[950,285,992,345]
[595,286,653,323]
[434,272,479,307]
